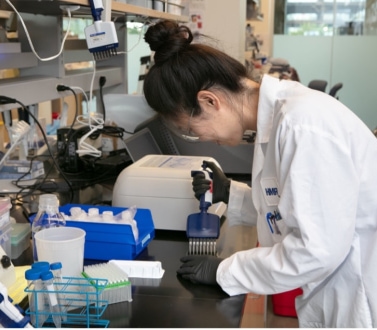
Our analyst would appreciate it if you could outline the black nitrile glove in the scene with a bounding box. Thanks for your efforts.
[177,255,224,285]
[192,161,231,204]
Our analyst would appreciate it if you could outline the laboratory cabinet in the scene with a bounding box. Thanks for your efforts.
[0,0,188,112]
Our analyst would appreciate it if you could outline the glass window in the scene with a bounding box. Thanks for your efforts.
[275,0,377,36]
[126,21,151,94]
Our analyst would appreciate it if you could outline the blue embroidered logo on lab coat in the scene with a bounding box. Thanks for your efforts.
[266,210,282,235]
[265,187,279,196]
[261,177,280,206]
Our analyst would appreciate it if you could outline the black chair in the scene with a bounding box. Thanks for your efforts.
[308,80,328,92]
[328,83,343,99]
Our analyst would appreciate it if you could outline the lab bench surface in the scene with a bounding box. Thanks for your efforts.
[12,220,259,328]
[6,168,278,327]
[11,211,298,328]
[12,224,299,328]
[101,228,254,328]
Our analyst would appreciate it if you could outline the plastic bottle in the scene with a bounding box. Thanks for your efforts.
[102,210,113,222]
[41,271,62,328]
[70,207,86,220]
[118,207,138,240]
[31,194,66,262]
[88,207,101,221]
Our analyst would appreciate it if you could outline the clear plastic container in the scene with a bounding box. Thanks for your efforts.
[50,261,67,321]
[41,270,62,328]
[50,262,63,281]
[11,223,31,259]
[31,194,66,263]
[25,268,39,326]
[0,196,12,257]
[25,268,47,327]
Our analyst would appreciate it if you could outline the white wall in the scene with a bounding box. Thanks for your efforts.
[201,0,246,63]
[127,33,151,95]
[201,0,377,129]
[273,35,377,129]
[127,0,248,94]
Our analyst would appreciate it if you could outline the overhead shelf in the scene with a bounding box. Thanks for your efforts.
[0,0,188,112]
[0,67,123,111]
[0,52,37,70]
[0,0,189,22]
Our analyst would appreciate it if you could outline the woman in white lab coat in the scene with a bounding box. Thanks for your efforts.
[143,20,377,327]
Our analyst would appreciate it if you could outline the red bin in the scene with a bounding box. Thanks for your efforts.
[271,288,303,317]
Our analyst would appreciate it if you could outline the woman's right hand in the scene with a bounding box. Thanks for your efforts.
[192,161,230,204]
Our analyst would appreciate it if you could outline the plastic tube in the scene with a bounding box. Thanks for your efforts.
[41,271,62,328]
[50,262,67,322]
[24,268,47,327]
[24,269,39,326]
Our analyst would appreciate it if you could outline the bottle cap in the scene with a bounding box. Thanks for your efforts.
[88,208,99,216]
[32,261,50,272]
[38,194,59,211]
[41,271,54,281]
[25,268,41,281]
[50,262,62,270]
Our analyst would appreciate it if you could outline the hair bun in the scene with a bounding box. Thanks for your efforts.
[144,20,193,64]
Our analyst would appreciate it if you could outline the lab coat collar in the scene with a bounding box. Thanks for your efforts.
[256,75,284,143]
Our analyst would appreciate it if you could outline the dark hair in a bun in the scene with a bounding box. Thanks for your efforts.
[143,20,248,120]
[144,20,193,65]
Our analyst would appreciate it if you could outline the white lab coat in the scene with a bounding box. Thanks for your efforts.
[217,75,377,327]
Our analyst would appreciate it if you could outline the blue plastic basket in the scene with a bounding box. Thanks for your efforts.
[60,204,155,261]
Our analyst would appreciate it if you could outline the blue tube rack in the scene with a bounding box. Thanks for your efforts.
[24,276,110,328]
